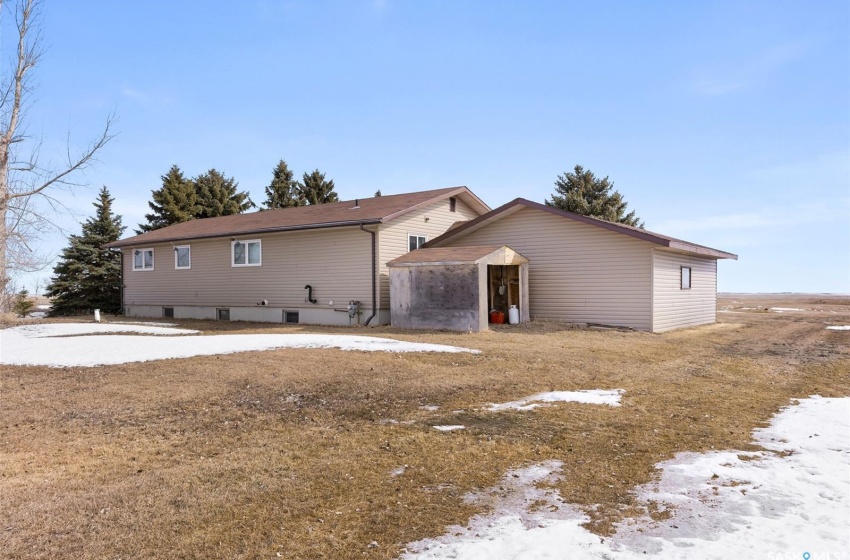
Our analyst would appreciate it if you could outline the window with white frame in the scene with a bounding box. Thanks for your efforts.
[133,248,154,271]
[408,234,427,252]
[232,239,262,266]
[174,245,191,269]
[681,266,692,290]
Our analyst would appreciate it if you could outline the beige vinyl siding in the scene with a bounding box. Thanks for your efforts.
[443,207,654,330]
[652,249,717,332]
[377,198,479,308]
[123,226,373,311]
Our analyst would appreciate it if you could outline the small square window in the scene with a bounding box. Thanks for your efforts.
[217,308,230,321]
[232,239,261,266]
[284,310,299,324]
[408,234,427,252]
[681,266,692,290]
[133,248,154,271]
[174,246,191,269]
[163,307,174,318]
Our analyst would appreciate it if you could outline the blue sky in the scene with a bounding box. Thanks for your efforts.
[7,0,849,293]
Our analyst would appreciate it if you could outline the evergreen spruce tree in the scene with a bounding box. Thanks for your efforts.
[46,186,125,315]
[263,160,304,209]
[136,165,197,233]
[546,165,643,228]
[374,189,382,197]
[194,168,254,218]
[298,169,339,205]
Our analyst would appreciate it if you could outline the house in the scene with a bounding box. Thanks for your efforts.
[421,198,737,332]
[105,187,490,325]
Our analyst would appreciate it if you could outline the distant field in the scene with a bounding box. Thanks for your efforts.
[1,295,848,559]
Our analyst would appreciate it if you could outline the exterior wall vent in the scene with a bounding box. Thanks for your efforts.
[216,308,230,321]
[162,307,174,319]
[284,310,300,324]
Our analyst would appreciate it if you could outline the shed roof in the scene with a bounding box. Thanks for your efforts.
[106,187,490,248]
[387,245,529,267]
[425,198,738,260]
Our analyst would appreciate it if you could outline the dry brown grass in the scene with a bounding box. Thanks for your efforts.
[1,295,848,558]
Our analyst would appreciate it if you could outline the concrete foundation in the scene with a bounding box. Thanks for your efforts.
[124,305,385,327]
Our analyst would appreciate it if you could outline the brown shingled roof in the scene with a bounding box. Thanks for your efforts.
[425,198,738,260]
[106,187,489,248]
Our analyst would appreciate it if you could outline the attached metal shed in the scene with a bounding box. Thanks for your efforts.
[387,245,529,332]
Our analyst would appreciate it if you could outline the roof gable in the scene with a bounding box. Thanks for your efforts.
[107,187,490,248]
[425,198,738,260]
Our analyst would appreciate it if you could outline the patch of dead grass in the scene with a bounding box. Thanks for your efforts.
[0,295,848,558]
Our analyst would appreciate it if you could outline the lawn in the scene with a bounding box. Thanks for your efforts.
[1,295,848,559]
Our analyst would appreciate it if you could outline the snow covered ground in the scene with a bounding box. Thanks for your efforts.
[0,322,480,367]
[487,390,624,411]
[403,396,850,560]
[826,326,850,331]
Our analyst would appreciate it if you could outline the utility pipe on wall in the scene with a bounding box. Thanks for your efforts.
[359,223,377,326]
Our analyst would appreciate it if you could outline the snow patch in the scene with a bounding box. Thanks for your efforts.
[403,396,850,559]
[420,405,440,412]
[769,307,804,312]
[826,325,850,331]
[487,389,623,411]
[0,323,480,368]
[432,425,465,432]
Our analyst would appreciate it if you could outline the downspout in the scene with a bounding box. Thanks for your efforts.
[359,223,377,326]
[119,249,125,315]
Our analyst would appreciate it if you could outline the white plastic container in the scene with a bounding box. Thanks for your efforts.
[94,309,101,323]
[508,305,519,325]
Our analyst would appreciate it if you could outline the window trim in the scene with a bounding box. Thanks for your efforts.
[408,233,427,252]
[174,245,191,270]
[132,248,155,271]
[681,266,692,290]
[231,239,262,267]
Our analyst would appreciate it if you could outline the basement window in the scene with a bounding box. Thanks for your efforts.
[232,239,262,267]
[132,248,154,271]
[217,308,230,321]
[162,307,174,319]
[283,310,299,324]
[408,234,427,252]
[174,245,191,269]
[681,266,692,290]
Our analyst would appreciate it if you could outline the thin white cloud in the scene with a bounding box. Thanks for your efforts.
[119,85,173,107]
[691,41,808,96]
[653,200,849,237]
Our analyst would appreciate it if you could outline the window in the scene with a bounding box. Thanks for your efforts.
[217,308,230,321]
[162,307,174,318]
[408,234,427,252]
[283,310,299,324]
[174,245,191,269]
[681,266,692,290]
[449,197,457,212]
[232,239,262,266]
[133,248,154,271]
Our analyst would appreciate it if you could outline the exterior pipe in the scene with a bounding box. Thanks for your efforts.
[119,249,125,315]
[360,223,377,326]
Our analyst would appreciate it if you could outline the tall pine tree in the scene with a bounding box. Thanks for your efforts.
[194,168,254,218]
[298,169,339,205]
[46,186,125,315]
[263,160,304,209]
[137,165,196,233]
[546,165,643,228]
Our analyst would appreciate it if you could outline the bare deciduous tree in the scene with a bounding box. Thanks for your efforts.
[0,0,115,309]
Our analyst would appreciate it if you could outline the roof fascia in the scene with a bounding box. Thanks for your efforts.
[105,218,383,249]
